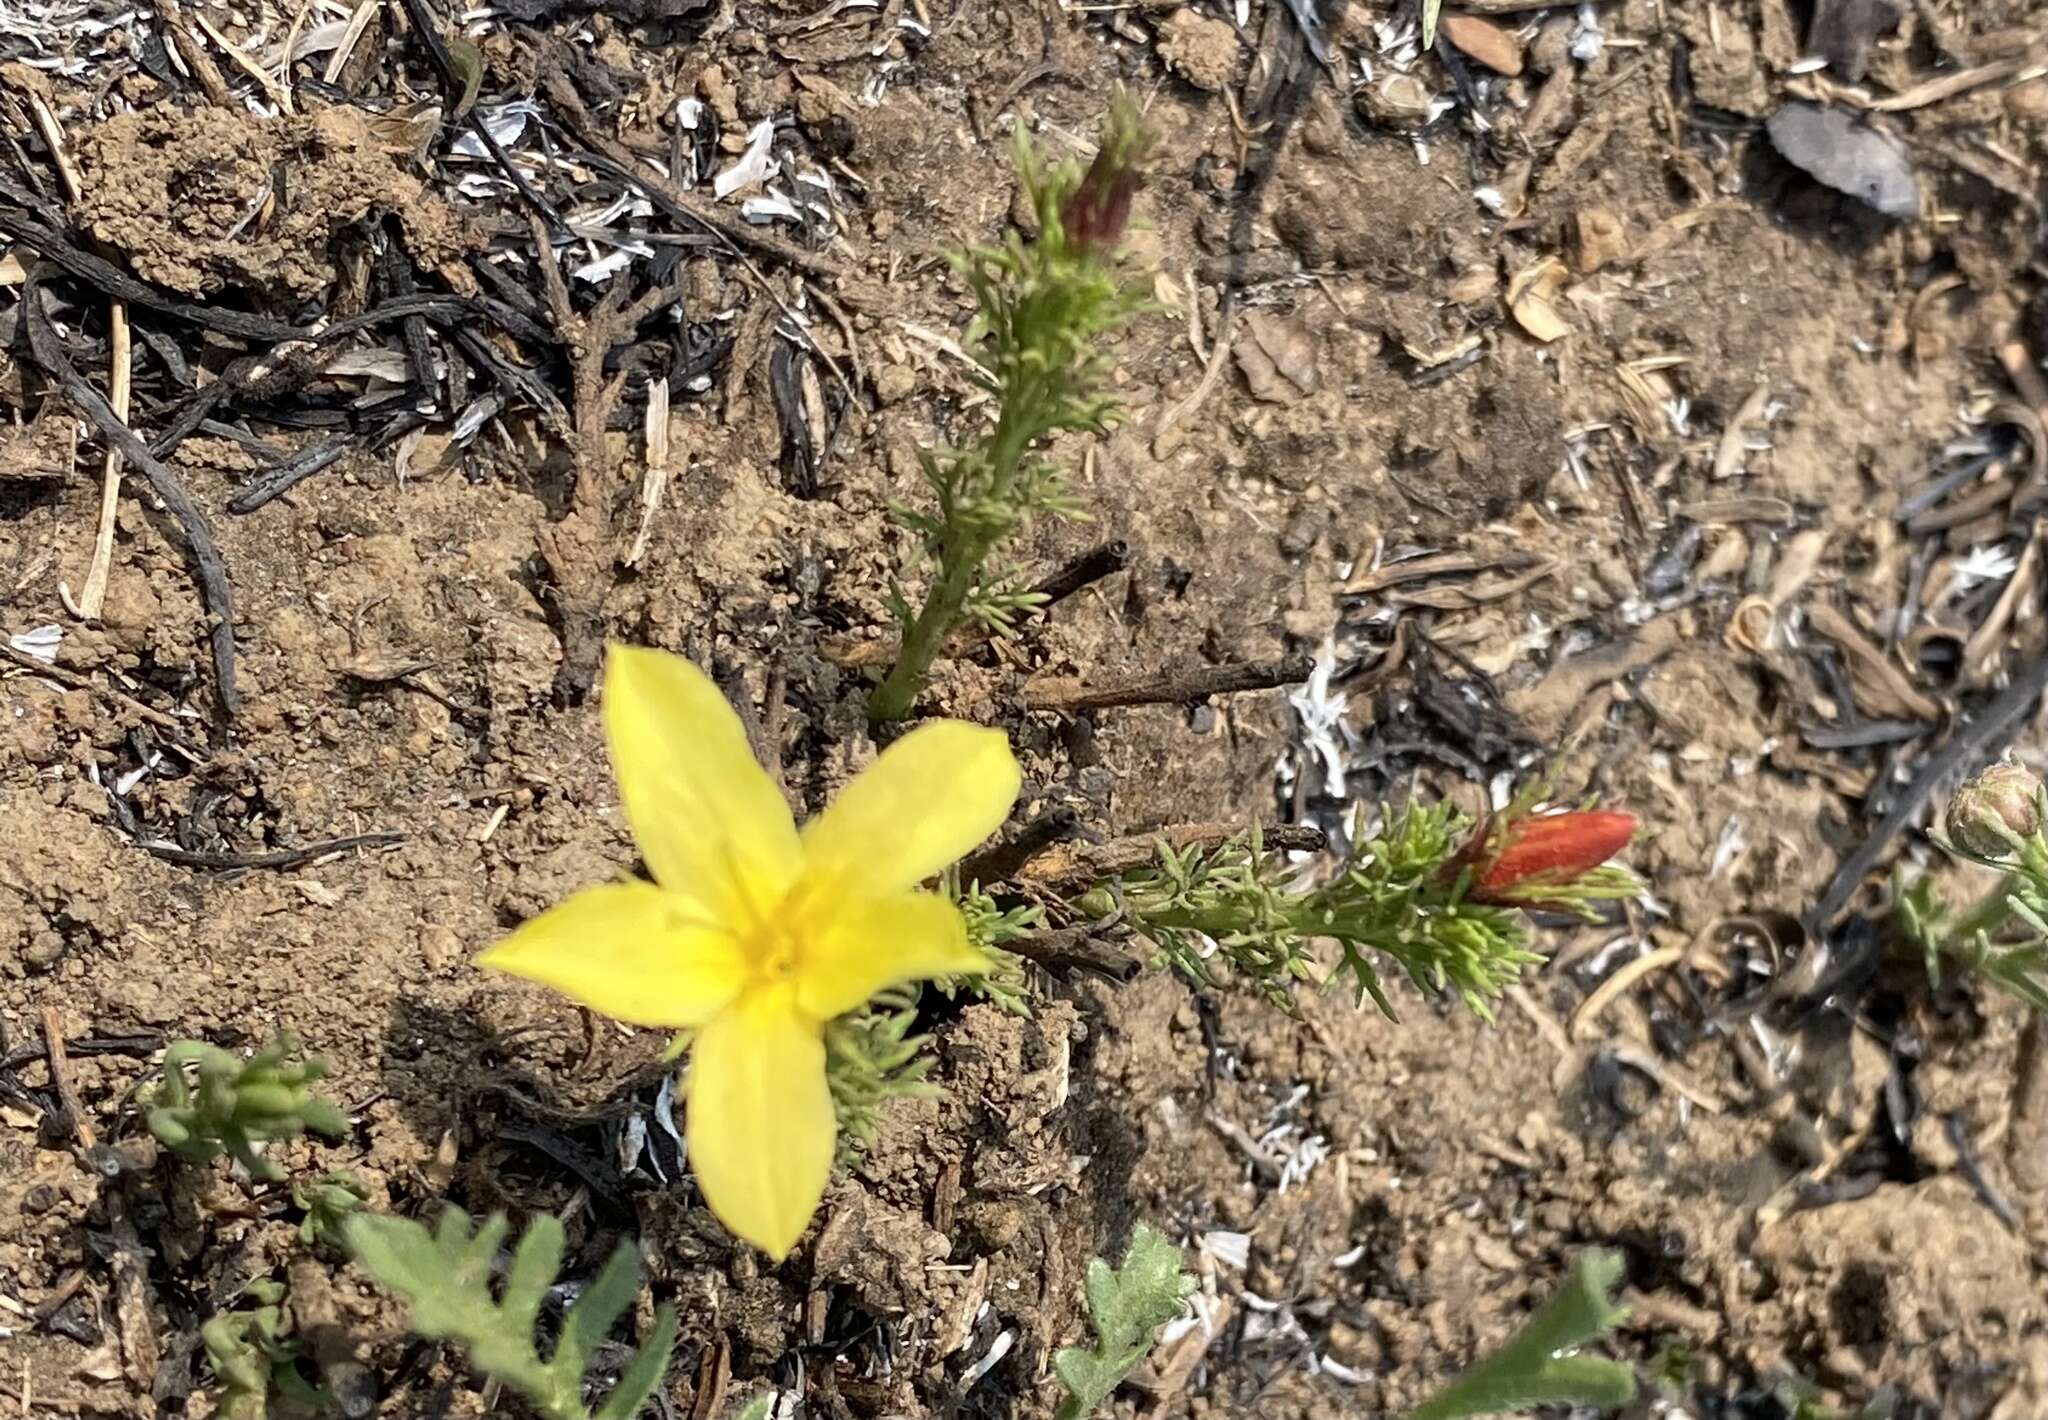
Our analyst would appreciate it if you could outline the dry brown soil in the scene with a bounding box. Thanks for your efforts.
[5,0,2048,1416]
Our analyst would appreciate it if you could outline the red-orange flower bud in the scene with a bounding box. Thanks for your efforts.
[1467,810,1639,905]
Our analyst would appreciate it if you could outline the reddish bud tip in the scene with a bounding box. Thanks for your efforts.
[1470,810,1639,902]
[1059,91,1150,256]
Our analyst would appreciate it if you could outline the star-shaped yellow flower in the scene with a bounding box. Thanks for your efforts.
[477,645,1020,1259]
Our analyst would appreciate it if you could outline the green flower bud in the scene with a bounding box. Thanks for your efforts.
[1946,761,2045,857]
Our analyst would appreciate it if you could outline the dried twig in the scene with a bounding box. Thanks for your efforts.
[25,91,128,621]
[151,0,233,103]
[40,1008,94,1149]
[22,270,240,717]
[1960,520,2045,687]
[0,643,191,735]
[1151,304,1238,459]
[1804,602,1943,723]
[1008,926,1140,981]
[1021,656,1312,713]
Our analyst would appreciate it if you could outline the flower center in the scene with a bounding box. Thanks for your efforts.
[750,921,803,985]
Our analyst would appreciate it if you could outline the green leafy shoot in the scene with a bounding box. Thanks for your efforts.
[1421,0,1443,47]
[202,1278,325,1420]
[1406,1251,1636,1420]
[823,984,938,1159]
[293,1170,368,1250]
[940,873,1039,1015]
[1052,1223,1196,1420]
[146,1035,347,1183]
[1896,766,2048,1011]
[821,879,1037,1154]
[867,92,1151,721]
[1078,804,1547,1019]
[345,1210,676,1420]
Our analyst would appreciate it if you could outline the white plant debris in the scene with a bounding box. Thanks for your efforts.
[1569,2,1605,60]
[1953,543,2021,593]
[1287,641,1350,798]
[961,1328,1014,1387]
[714,119,778,199]
[1712,815,1747,878]
[449,99,539,157]
[7,623,61,663]
[1198,1229,1251,1271]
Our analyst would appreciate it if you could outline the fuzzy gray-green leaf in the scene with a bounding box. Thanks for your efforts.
[347,1210,676,1420]
[1051,1223,1193,1420]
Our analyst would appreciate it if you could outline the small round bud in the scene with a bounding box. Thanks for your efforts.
[1946,761,2045,857]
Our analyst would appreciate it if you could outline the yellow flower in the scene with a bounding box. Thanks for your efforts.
[476,645,1020,1259]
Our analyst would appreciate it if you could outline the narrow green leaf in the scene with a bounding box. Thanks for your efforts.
[556,1241,642,1378]
[503,1215,566,1340]
[1422,0,1442,47]
[592,1303,678,1420]
[1406,1251,1637,1420]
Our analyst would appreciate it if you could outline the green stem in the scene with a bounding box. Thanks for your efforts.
[868,395,1042,723]
[869,536,987,722]
[1950,874,2021,951]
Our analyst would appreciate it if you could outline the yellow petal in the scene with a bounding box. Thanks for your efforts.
[686,986,835,1259]
[800,721,1020,897]
[797,890,987,1021]
[604,644,801,925]
[476,881,746,1028]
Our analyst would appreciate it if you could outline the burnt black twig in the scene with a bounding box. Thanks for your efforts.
[126,829,405,871]
[1806,647,2048,932]
[0,203,300,342]
[1946,1112,2021,1231]
[225,432,354,513]
[1032,540,1130,609]
[22,270,240,717]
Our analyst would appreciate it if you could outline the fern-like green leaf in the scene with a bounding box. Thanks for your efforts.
[1051,1223,1195,1420]
[346,1210,676,1420]
[1406,1251,1637,1420]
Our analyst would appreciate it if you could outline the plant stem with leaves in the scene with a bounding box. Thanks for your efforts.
[868,95,1150,721]
[145,1035,347,1183]
[1895,761,2048,1010]
[1079,799,1639,1019]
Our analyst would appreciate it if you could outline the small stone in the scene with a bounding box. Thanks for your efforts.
[872,363,916,405]
[25,928,67,970]
[1570,206,1629,273]
[1766,102,1919,219]
[1155,9,1239,92]
[1354,71,1437,130]
[1440,14,1524,75]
